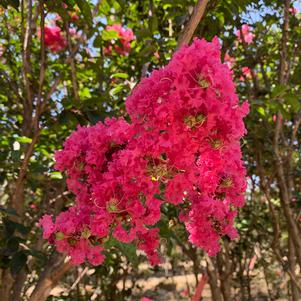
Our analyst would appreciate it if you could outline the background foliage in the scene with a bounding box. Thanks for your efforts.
[0,0,301,300]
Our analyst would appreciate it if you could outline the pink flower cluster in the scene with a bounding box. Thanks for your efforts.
[40,38,248,266]
[224,53,235,70]
[42,7,80,53]
[104,24,134,56]
[236,24,255,44]
[43,25,67,53]
[240,66,251,81]
[289,7,299,14]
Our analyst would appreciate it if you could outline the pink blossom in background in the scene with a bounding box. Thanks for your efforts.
[53,14,62,25]
[69,28,81,40]
[272,114,277,122]
[180,288,190,297]
[104,24,134,55]
[0,45,4,57]
[41,38,248,266]
[140,298,153,301]
[272,114,283,124]
[70,13,80,22]
[224,53,235,69]
[242,67,251,75]
[43,25,67,52]
[103,45,113,55]
[249,254,257,271]
[289,7,299,14]
[192,274,208,301]
[236,24,255,44]
[240,67,251,81]
[39,215,55,239]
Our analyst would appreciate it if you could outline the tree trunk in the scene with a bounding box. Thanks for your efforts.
[217,243,233,301]
[29,254,72,301]
[0,269,15,301]
[206,256,223,301]
[288,236,300,301]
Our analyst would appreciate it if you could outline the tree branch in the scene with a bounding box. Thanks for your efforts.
[279,0,290,85]
[22,0,33,107]
[29,255,72,301]
[65,21,80,103]
[176,0,209,49]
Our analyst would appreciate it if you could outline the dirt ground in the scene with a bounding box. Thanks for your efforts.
[128,272,290,301]
[45,261,290,300]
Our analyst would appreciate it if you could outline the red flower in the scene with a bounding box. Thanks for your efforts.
[104,24,134,56]
[236,24,255,44]
[41,38,248,265]
[43,25,67,52]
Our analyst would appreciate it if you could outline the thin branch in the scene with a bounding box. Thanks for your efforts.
[239,27,260,93]
[279,0,290,85]
[22,0,33,106]
[12,1,46,215]
[35,0,46,131]
[65,21,80,103]
[45,0,103,103]
[0,70,24,103]
[29,255,72,301]
[44,41,81,104]
[176,0,209,49]
[68,267,89,292]
[92,0,103,15]
[290,110,301,148]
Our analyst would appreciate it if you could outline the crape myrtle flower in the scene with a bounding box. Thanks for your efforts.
[40,38,248,265]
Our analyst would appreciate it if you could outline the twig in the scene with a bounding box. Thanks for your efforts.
[177,0,209,49]
[35,0,46,131]
[0,69,24,103]
[29,255,73,301]
[44,41,81,104]
[68,267,89,292]
[239,27,260,93]
[22,0,33,106]
[65,21,80,103]
[45,0,103,103]
[256,149,301,292]
[290,110,301,149]
[279,0,290,85]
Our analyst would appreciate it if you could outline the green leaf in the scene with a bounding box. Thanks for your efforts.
[115,0,125,9]
[4,0,19,10]
[149,15,158,33]
[136,28,151,41]
[157,220,171,239]
[284,93,300,112]
[0,207,18,216]
[271,84,288,99]
[110,84,124,95]
[105,237,138,268]
[111,73,129,79]
[86,110,109,124]
[257,107,265,116]
[77,0,93,27]
[139,44,157,57]
[0,0,8,9]
[93,35,102,48]
[102,29,120,41]
[50,171,63,180]
[16,136,32,144]
[10,251,28,277]
[4,219,30,237]
[6,236,22,254]
[154,193,165,201]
